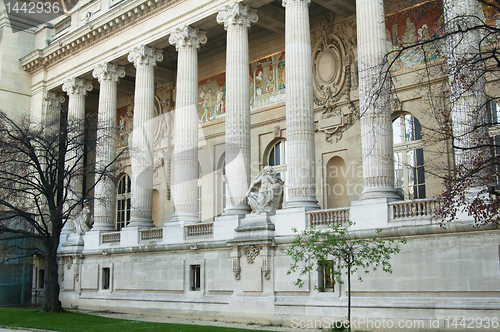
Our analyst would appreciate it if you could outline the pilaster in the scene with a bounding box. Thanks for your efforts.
[127,45,163,228]
[217,2,258,215]
[91,62,126,232]
[169,26,207,225]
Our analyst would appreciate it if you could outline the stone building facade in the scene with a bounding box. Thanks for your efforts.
[1,0,499,328]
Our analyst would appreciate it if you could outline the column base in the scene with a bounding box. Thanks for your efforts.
[127,217,155,229]
[90,224,116,232]
[170,212,199,226]
[222,203,251,216]
[360,186,400,201]
[284,197,320,210]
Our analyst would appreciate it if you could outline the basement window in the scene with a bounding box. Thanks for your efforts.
[190,265,201,291]
[318,261,335,292]
[102,267,110,290]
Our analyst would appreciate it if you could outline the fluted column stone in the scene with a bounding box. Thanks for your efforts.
[444,0,488,179]
[282,0,319,209]
[61,77,93,231]
[127,46,163,228]
[91,63,126,231]
[169,26,206,224]
[356,0,398,200]
[217,2,258,215]
[43,91,65,133]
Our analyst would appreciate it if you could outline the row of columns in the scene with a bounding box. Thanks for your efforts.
[55,0,484,231]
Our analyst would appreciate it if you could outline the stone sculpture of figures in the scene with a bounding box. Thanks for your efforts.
[246,166,284,214]
[73,201,93,235]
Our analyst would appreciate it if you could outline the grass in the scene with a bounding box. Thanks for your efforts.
[0,307,272,332]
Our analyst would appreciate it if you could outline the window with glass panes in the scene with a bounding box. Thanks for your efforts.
[393,114,426,200]
[268,140,287,205]
[488,101,500,186]
[116,174,131,231]
[318,260,335,292]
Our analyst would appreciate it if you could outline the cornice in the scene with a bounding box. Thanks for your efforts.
[20,0,183,74]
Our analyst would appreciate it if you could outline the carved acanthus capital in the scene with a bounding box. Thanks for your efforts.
[282,0,311,7]
[127,45,163,68]
[62,77,93,96]
[168,26,207,51]
[44,91,65,108]
[92,62,126,83]
[217,2,258,31]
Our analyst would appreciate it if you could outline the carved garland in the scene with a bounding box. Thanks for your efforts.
[243,245,261,264]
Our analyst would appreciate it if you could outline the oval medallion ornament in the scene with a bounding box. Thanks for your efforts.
[312,34,347,101]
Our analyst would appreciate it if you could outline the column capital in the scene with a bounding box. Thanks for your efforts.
[62,77,93,96]
[127,45,163,68]
[44,91,65,107]
[92,62,126,83]
[168,26,207,51]
[217,2,258,30]
[282,0,311,7]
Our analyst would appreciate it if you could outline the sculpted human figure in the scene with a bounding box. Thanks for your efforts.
[73,201,93,235]
[246,166,284,214]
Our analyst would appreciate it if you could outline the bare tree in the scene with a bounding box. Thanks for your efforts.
[373,0,500,227]
[0,109,118,312]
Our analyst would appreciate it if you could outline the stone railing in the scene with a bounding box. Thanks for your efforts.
[140,228,163,241]
[185,223,213,238]
[54,17,71,35]
[101,232,120,244]
[308,207,350,227]
[389,198,439,221]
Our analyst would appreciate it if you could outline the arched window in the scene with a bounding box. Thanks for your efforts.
[268,139,287,205]
[393,114,425,200]
[116,174,131,231]
[488,100,500,186]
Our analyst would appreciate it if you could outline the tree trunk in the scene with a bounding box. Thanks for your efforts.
[42,239,64,312]
[347,263,351,332]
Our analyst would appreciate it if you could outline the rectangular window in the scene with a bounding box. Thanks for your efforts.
[190,265,201,291]
[318,261,335,292]
[102,267,110,290]
[38,269,45,289]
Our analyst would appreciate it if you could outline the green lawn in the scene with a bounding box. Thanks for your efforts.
[0,307,271,332]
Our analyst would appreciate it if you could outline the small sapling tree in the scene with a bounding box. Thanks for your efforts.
[282,221,406,332]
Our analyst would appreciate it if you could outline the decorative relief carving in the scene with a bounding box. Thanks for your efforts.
[312,16,359,143]
[246,166,284,214]
[62,77,93,96]
[73,201,93,235]
[217,2,258,30]
[127,45,163,67]
[261,256,270,280]
[65,256,73,269]
[243,245,261,264]
[273,125,281,138]
[169,26,207,50]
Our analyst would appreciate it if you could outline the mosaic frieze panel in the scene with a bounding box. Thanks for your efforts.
[197,51,286,123]
[385,0,444,71]
[117,106,132,148]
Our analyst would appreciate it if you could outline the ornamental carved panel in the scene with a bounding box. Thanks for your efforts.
[312,15,359,143]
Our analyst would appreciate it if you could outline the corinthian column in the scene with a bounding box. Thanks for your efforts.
[61,77,93,231]
[444,0,488,181]
[217,2,258,215]
[169,26,207,224]
[127,46,163,228]
[91,63,126,231]
[356,0,398,200]
[282,0,319,209]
